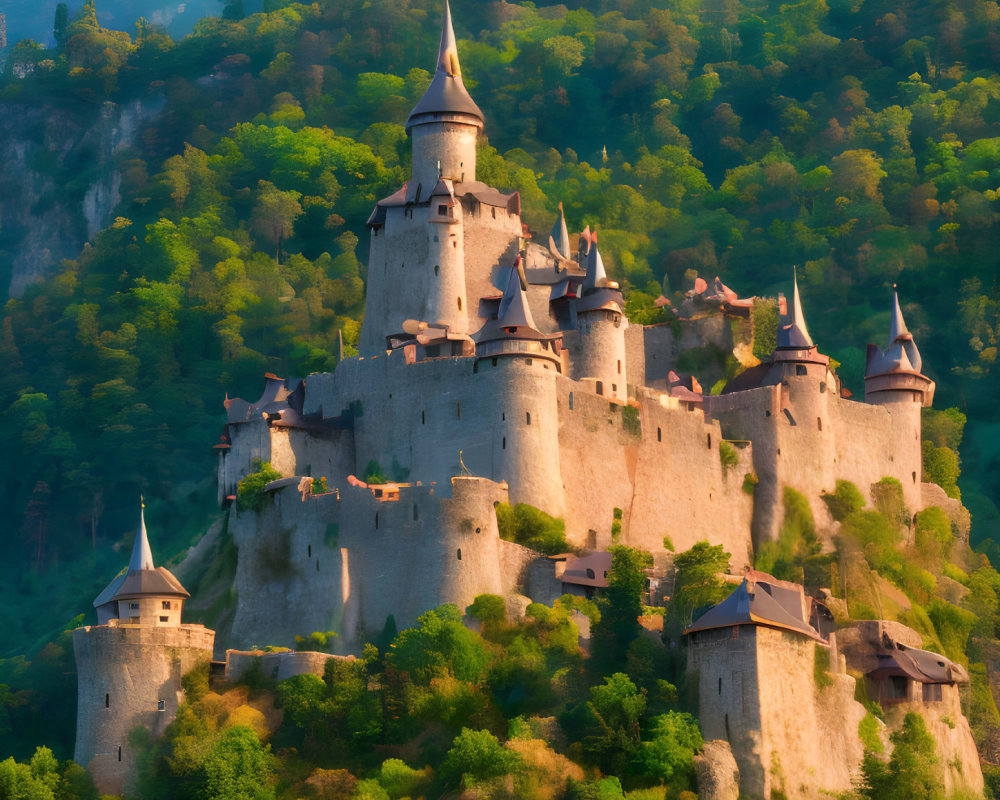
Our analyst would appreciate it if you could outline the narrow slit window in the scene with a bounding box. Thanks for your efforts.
[308,545,312,558]
[118,746,122,762]
[413,504,419,521]
[568,392,574,410]
[421,410,425,424]
[817,417,822,431]
[526,412,531,425]
[434,265,440,276]
[105,693,110,708]
[457,402,461,419]
[502,436,506,449]
[707,433,712,449]
[375,512,379,530]
[458,297,462,311]
[457,548,462,560]
[617,359,622,374]
[657,427,662,442]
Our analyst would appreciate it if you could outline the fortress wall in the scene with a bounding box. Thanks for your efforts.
[497,538,549,597]
[689,626,865,800]
[220,417,272,500]
[267,427,355,487]
[229,487,343,650]
[687,626,765,794]
[569,313,628,401]
[338,477,509,639]
[361,205,432,352]
[555,381,754,564]
[321,353,565,516]
[833,396,923,517]
[73,623,214,796]
[360,198,520,354]
[883,687,985,796]
[753,627,864,800]
[627,316,738,390]
[224,649,354,684]
[461,202,521,326]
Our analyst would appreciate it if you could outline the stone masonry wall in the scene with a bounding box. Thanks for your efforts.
[688,625,865,800]
[73,623,214,796]
[230,487,343,650]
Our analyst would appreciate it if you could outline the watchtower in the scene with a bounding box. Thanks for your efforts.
[73,504,214,796]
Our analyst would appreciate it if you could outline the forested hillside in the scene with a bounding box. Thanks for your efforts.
[0,0,998,671]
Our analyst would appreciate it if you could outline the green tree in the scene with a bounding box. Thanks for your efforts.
[592,546,653,666]
[201,726,276,800]
[666,541,731,634]
[251,181,303,265]
[860,712,944,800]
[440,728,521,788]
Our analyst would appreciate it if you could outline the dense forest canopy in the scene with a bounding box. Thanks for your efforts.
[0,0,998,660]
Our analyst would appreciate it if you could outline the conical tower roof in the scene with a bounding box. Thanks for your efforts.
[129,502,155,571]
[866,287,924,375]
[476,258,551,345]
[93,501,190,609]
[776,270,814,349]
[582,231,608,293]
[406,0,485,132]
[549,202,571,261]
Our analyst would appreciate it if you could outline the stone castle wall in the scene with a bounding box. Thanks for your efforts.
[360,198,520,354]
[73,623,214,796]
[567,312,629,401]
[224,649,355,684]
[230,487,343,650]
[688,625,864,800]
[706,370,923,544]
[338,476,510,640]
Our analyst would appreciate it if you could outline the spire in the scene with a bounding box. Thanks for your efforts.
[777,269,814,349]
[549,202,570,261]
[129,499,155,572]
[406,1,485,131]
[889,285,910,344]
[496,257,538,330]
[582,231,607,293]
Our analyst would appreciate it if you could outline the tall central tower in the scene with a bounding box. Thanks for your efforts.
[360,0,523,354]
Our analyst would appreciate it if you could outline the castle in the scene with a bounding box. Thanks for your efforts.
[73,3,981,797]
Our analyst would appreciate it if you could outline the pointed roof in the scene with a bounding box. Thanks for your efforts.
[582,231,608,293]
[776,270,813,349]
[406,0,485,132]
[684,579,824,641]
[93,501,190,610]
[549,203,570,261]
[866,287,924,376]
[475,259,553,345]
[129,503,155,571]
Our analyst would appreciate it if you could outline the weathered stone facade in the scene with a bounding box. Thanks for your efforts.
[73,621,214,796]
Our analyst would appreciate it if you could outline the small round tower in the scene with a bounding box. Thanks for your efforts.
[865,288,934,510]
[422,178,468,331]
[74,503,214,796]
[572,231,628,400]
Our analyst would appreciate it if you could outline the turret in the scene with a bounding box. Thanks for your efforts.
[475,257,562,369]
[865,288,935,407]
[406,0,484,191]
[74,502,214,796]
[571,231,628,399]
[92,503,190,626]
[765,270,835,386]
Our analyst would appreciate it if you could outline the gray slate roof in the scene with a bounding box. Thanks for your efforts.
[684,578,824,641]
[406,0,485,131]
[865,289,924,376]
[776,271,814,349]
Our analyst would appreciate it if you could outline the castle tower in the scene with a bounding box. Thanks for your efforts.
[571,231,628,399]
[865,288,935,510]
[406,0,484,191]
[360,1,522,354]
[74,504,215,796]
[765,270,832,384]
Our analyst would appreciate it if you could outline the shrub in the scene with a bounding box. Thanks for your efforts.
[441,728,521,788]
[822,480,865,521]
[755,487,818,580]
[914,506,953,561]
[362,459,387,484]
[622,404,641,437]
[236,459,283,512]
[922,441,961,499]
[858,712,884,754]
[872,476,908,525]
[742,472,758,494]
[751,298,778,359]
[813,644,833,689]
[719,440,739,469]
[495,502,568,554]
[294,630,339,652]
